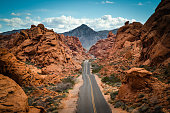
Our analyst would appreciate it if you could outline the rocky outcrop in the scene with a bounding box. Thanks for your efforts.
[0,74,45,113]
[115,22,142,49]
[89,31,116,59]
[91,0,170,78]
[116,68,169,113]
[0,24,89,75]
[62,35,90,61]
[0,74,29,112]
[89,22,143,60]
[0,48,43,86]
[0,24,89,112]
[139,0,170,66]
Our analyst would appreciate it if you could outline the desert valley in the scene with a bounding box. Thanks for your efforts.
[0,0,169,113]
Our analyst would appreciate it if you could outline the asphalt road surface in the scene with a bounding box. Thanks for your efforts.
[77,60,112,113]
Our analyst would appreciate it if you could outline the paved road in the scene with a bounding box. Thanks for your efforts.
[77,60,112,113]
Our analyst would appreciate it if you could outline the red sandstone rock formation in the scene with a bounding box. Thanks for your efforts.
[0,48,43,86]
[139,0,170,66]
[89,31,116,59]
[0,74,45,113]
[0,24,89,75]
[116,68,169,112]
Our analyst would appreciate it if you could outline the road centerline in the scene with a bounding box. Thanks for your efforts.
[77,60,111,113]
[87,75,97,113]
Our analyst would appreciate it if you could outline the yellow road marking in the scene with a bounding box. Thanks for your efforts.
[87,75,97,113]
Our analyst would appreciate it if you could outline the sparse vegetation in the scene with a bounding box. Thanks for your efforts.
[110,91,119,100]
[101,73,120,86]
[91,62,103,74]
[139,64,170,83]
[153,64,170,84]
[61,76,75,85]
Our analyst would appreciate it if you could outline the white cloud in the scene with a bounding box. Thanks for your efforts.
[0,17,40,28]
[138,2,143,6]
[0,15,136,33]
[43,15,136,33]
[36,16,41,20]
[25,13,31,15]
[11,13,21,16]
[0,24,2,28]
[11,12,31,16]
[102,0,114,4]
[26,16,30,19]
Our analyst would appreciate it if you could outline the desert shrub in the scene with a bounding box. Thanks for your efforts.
[23,86,35,94]
[101,74,120,85]
[120,66,126,71]
[110,91,119,100]
[153,63,170,83]
[91,63,103,74]
[89,59,96,62]
[61,76,75,85]
[48,83,55,86]
[25,60,35,65]
[52,83,72,92]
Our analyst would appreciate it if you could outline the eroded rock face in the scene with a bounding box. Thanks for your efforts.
[0,74,29,113]
[0,48,43,86]
[117,68,169,112]
[0,74,45,113]
[0,24,89,75]
[139,0,170,66]
[89,31,116,59]
[115,22,142,49]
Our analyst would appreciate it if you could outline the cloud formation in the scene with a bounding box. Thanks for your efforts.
[11,13,21,16]
[0,17,40,28]
[43,15,135,32]
[0,15,136,33]
[137,2,143,6]
[11,12,31,16]
[102,0,114,4]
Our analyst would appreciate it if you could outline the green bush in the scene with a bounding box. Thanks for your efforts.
[153,63,170,83]
[92,63,103,74]
[101,74,120,85]
[61,76,75,85]
[110,91,119,100]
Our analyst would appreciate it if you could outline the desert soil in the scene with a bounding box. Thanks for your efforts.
[58,75,83,113]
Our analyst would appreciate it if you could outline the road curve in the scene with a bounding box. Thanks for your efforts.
[77,60,112,113]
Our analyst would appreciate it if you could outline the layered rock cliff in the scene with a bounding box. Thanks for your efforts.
[89,31,116,59]
[139,0,170,66]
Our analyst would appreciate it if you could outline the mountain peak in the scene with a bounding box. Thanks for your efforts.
[62,24,118,50]
[77,24,93,30]
[80,24,89,27]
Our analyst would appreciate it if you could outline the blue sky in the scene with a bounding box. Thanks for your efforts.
[0,0,161,33]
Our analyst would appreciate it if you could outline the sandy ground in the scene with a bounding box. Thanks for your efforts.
[58,75,83,113]
[94,74,127,113]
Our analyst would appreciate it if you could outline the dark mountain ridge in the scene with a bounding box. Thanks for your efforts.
[62,24,118,50]
[0,29,25,35]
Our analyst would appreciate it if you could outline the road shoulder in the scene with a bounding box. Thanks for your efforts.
[58,75,83,113]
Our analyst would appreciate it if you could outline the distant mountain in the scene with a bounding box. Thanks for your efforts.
[0,29,25,35]
[62,24,118,50]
